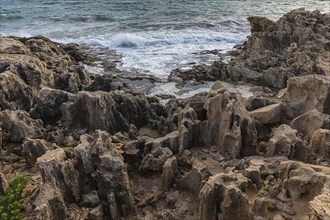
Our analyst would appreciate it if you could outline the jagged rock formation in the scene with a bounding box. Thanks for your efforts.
[33,130,136,219]
[282,75,330,118]
[0,9,329,220]
[61,90,166,133]
[198,172,253,220]
[0,110,44,143]
[169,9,330,89]
[160,90,257,158]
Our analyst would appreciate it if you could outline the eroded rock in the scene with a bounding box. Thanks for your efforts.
[289,109,330,137]
[311,129,330,162]
[283,75,330,118]
[21,138,57,167]
[61,91,166,133]
[161,156,178,190]
[250,103,282,125]
[33,130,137,219]
[198,173,253,220]
[29,87,74,125]
[201,90,257,158]
[139,146,173,174]
[0,110,44,143]
[279,161,329,202]
[169,9,330,88]
[0,70,33,111]
[266,125,311,162]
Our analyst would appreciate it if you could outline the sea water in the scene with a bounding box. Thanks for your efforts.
[1,0,329,79]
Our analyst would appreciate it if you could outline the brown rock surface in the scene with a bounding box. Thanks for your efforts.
[0,70,33,111]
[198,173,253,220]
[28,87,75,125]
[21,138,58,167]
[201,90,257,158]
[290,109,330,138]
[33,130,137,219]
[0,53,53,89]
[283,75,330,118]
[61,90,166,133]
[311,129,330,162]
[0,36,30,55]
[1,9,330,220]
[266,124,311,162]
[169,9,330,89]
[279,161,330,219]
[0,110,44,143]
[250,103,282,125]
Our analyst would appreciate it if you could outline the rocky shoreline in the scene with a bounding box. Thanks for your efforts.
[0,8,329,220]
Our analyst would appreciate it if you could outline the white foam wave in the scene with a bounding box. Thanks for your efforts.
[57,27,247,78]
[148,82,212,99]
[111,33,146,48]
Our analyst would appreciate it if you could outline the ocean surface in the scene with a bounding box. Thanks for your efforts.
[1,0,329,79]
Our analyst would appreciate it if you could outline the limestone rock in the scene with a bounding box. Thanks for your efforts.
[247,16,276,33]
[177,106,199,154]
[29,87,74,125]
[32,184,67,220]
[252,198,268,217]
[61,91,166,133]
[0,172,8,195]
[266,125,312,162]
[0,35,98,96]
[167,10,330,88]
[198,173,252,220]
[0,36,30,55]
[0,70,33,111]
[0,110,44,143]
[309,181,330,220]
[201,90,257,158]
[163,90,257,158]
[250,103,282,124]
[146,131,179,153]
[24,36,71,69]
[0,54,53,89]
[289,109,330,137]
[278,161,330,220]
[220,186,252,220]
[74,131,136,217]
[243,164,261,189]
[177,167,202,193]
[123,140,143,169]
[33,130,137,219]
[34,149,69,220]
[283,75,330,119]
[272,214,285,220]
[211,80,225,90]
[84,74,131,93]
[139,146,173,174]
[81,190,100,208]
[21,138,57,167]
[279,161,328,199]
[89,204,104,220]
[245,96,274,111]
[311,129,330,161]
[161,156,178,190]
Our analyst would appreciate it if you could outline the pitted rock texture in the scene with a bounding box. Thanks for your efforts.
[33,130,136,219]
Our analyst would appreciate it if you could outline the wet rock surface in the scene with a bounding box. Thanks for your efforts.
[169,9,330,89]
[0,9,329,220]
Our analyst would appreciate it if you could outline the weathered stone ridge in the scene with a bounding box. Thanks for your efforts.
[0,8,329,220]
[169,8,330,89]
